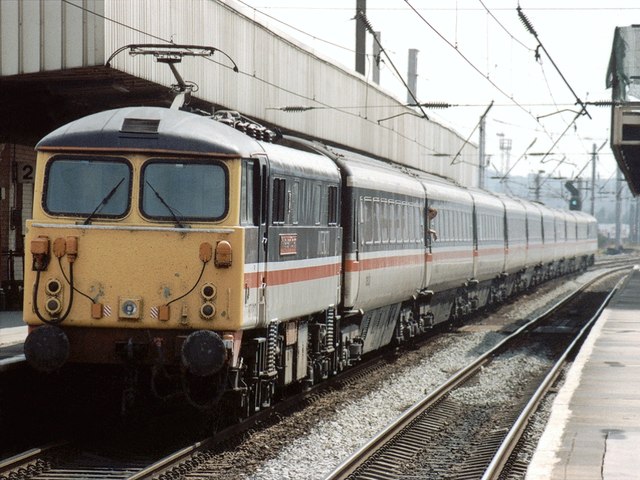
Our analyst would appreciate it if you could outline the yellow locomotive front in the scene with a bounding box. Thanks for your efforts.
[23,107,259,382]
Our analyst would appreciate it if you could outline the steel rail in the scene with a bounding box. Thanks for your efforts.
[1,266,632,480]
[127,440,211,480]
[324,265,632,480]
[0,442,66,476]
[480,270,630,480]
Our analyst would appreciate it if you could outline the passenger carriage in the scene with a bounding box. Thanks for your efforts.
[326,147,427,355]
[496,194,529,297]
[468,189,507,313]
[22,100,599,417]
[518,200,545,288]
[419,175,475,325]
[537,202,559,280]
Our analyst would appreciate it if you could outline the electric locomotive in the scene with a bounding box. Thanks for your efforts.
[22,48,597,417]
[23,105,346,414]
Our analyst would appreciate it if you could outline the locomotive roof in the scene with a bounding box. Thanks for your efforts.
[36,106,263,157]
[328,146,425,196]
[260,142,341,181]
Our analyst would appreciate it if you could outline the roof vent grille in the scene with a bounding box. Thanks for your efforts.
[121,118,160,134]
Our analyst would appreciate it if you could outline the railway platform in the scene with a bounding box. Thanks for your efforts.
[527,266,640,479]
[0,310,26,370]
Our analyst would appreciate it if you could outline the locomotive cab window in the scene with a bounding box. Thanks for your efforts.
[141,160,227,222]
[44,156,131,219]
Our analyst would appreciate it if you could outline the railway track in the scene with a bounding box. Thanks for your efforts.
[0,263,635,479]
[594,252,640,269]
[324,266,630,480]
[0,340,398,480]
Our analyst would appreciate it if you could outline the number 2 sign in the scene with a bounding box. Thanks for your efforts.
[16,161,35,184]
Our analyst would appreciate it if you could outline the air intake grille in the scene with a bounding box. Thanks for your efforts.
[121,118,160,134]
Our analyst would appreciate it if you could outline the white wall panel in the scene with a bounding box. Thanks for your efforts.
[0,0,104,75]
[85,0,105,66]
[21,0,40,73]
[0,0,20,75]
[64,0,84,68]
[0,0,476,185]
[43,1,63,70]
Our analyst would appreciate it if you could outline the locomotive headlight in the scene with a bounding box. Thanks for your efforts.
[45,297,63,316]
[45,278,63,296]
[200,302,216,320]
[119,297,142,320]
[201,283,217,300]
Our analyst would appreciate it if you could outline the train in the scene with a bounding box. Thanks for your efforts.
[22,102,597,417]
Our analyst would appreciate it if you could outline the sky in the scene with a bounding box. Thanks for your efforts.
[235,0,639,198]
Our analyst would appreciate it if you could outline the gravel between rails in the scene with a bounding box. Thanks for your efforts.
[189,269,612,480]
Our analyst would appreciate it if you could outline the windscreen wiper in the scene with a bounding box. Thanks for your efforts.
[83,177,125,225]
[145,180,186,228]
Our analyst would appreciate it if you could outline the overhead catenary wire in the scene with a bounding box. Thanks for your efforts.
[402,0,609,171]
[268,100,615,112]
[450,101,495,166]
[476,0,533,52]
[234,0,359,55]
[517,5,591,119]
[355,10,430,121]
[243,5,640,13]
[538,110,584,187]
[572,139,608,180]
[402,0,559,146]
[60,0,452,157]
[61,0,612,171]
[499,137,537,182]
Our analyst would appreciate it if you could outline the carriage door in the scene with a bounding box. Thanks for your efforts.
[253,155,269,327]
[424,199,433,289]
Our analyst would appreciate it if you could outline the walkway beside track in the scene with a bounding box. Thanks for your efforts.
[527,265,640,479]
[0,310,26,370]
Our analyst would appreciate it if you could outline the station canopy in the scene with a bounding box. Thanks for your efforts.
[608,25,640,196]
[607,25,640,102]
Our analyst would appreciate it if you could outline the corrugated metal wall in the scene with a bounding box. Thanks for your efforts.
[104,0,477,184]
[0,0,477,185]
[0,0,104,74]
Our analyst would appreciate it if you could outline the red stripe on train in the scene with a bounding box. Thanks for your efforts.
[244,262,341,289]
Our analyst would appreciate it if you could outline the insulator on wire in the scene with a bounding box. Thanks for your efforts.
[280,106,313,112]
[356,11,374,34]
[517,6,537,37]
[419,102,452,109]
[588,100,615,107]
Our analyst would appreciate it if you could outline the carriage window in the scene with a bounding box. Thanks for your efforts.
[141,160,227,221]
[403,203,410,243]
[413,204,420,243]
[373,198,381,244]
[381,199,389,243]
[363,197,373,244]
[328,185,338,225]
[44,156,131,218]
[398,203,405,243]
[312,183,322,225]
[271,178,286,225]
[389,201,396,243]
[291,181,300,225]
[410,205,416,243]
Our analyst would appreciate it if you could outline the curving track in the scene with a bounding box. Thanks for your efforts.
[325,266,631,480]
[1,260,637,480]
